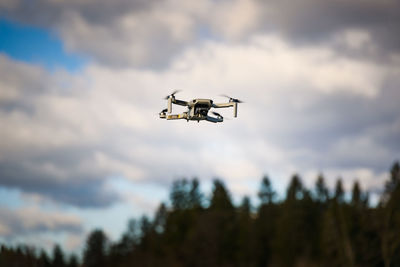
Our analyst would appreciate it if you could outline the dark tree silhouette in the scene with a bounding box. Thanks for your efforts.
[258,175,276,204]
[52,244,66,267]
[335,178,345,203]
[1,161,400,267]
[83,229,109,267]
[315,174,330,203]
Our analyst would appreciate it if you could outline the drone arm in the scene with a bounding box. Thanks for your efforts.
[212,103,234,108]
[212,102,238,117]
[166,113,188,120]
[172,98,188,106]
[167,98,188,113]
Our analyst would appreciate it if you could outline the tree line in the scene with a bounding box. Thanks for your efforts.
[1,162,400,267]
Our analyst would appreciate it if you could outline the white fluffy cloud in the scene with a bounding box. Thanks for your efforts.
[0,30,398,207]
[0,207,82,237]
[2,0,399,67]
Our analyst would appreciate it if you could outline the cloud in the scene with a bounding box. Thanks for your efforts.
[1,0,399,67]
[0,31,398,209]
[0,207,82,238]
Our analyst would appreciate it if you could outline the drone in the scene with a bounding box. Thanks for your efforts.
[159,90,243,123]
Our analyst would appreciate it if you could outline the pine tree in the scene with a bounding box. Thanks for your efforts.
[52,244,66,267]
[315,174,329,203]
[258,175,276,205]
[83,229,109,267]
[334,178,345,203]
[189,178,203,209]
[381,162,400,267]
[209,179,234,211]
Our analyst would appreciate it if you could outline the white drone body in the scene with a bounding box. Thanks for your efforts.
[159,91,242,123]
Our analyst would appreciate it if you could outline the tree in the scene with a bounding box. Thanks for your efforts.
[381,161,400,204]
[239,196,251,217]
[121,218,140,249]
[258,175,276,204]
[153,203,168,234]
[52,244,66,267]
[381,162,400,267]
[206,179,237,265]
[66,254,79,267]
[209,179,234,211]
[351,180,368,207]
[188,178,203,209]
[236,196,254,266]
[286,174,304,201]
[334,178,345,203]
[83,229,109,267]
[315,174,329,203]
[170,179,190,210]
[38,250,51,267]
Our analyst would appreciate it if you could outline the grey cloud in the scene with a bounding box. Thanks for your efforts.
[258,86,400,173]
[0,207,83,238]
[0,0,187,68]
[0,31,399,207]
[0,56,123,207]
[2,0,399,68]
[0,158,121,207]
[256,0,400,54]
[0,0,154,26]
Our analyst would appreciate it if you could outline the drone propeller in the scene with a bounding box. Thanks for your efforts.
[220,94,244,103]
[160,108,168,113]
[212,111,223,118]
[164,90,181,100]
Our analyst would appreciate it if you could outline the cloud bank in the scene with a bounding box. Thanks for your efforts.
[1,0,399,67]
[0,207,82,238]
[0,31,399,207]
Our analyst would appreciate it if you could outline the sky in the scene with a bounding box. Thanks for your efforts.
[0,0,399,255]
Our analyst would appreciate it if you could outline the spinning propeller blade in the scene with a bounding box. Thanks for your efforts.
[164,90,181,99]
[220,94,244,103]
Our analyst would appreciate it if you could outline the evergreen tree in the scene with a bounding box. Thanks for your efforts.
[237,196,254,266]
[38,250,52,267]
[258,175,276,204]
[66,254,79,267]
[170,179,190,210]
[334,178,345,203]
[209,179,234,211]
[2,163,400,267]
[315,174,329,203]
[189,178,203,209]
[381,162,400,267]
[275,175,315,266]
[208,179,236,265]
[83,229,109,267]
[286,174,304,201]
[153,202,168,234]
[255,176,278,266]
[52,244,66,267]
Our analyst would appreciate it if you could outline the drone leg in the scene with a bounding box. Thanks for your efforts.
[168,98,172,113]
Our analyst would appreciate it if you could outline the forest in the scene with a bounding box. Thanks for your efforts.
[1,162,399,267]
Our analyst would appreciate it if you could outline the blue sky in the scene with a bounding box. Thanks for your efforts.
[0,18,86,71]
[0,0,399,255]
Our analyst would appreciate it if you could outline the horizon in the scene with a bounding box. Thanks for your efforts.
[0,0,399,256]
